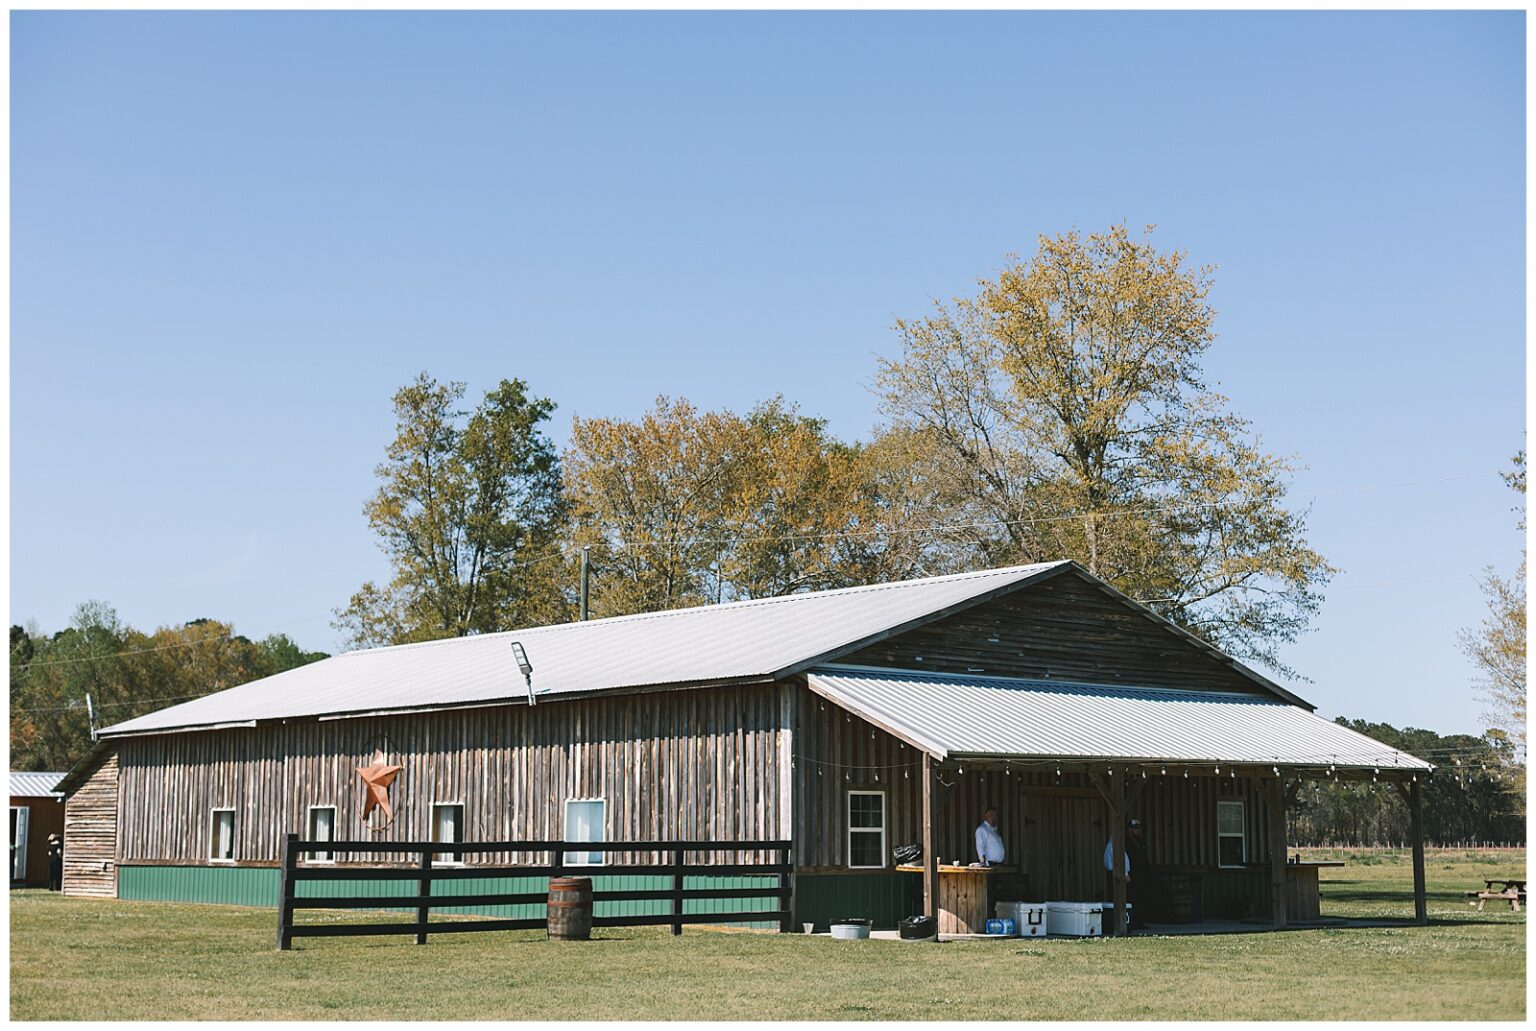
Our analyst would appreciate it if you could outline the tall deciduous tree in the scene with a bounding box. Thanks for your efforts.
[875,224,1334,675]
[1461,451,1525,758]
[335,373,568,648]
[564,396,932,617]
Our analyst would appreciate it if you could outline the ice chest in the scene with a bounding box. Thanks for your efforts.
[1101,901,1133,933]
[995,901,1049,937]
[1046,901,1103,937]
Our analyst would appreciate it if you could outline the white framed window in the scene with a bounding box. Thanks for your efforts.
[1217,800,1246,868]
[847,790,886,869]
[564,798,606,867]
[210,808,236,863]
[432,803,465,865]
[306,806,336,863]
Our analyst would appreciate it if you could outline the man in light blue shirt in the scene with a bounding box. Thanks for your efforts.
[975,807,1005,865]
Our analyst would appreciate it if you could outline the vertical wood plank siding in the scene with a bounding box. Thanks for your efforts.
[116,682,790,869]
[839,574,1270,696]
[62,752,119,897]
[794,685,1273,893]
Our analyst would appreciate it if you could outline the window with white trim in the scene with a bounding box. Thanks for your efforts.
[1216,800,1246,868]
[306,806,336,863]
[210,808,236,863]
[847,790,886,869]
[432,803,465,864]
[564,799,606,866]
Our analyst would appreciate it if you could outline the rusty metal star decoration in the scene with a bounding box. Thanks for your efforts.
[357,748,404,826]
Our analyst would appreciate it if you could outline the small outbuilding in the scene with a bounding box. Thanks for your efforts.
[57,561,1432,931]
[11,771,65,888]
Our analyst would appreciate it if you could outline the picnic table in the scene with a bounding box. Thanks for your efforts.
[1466,878,1525,912]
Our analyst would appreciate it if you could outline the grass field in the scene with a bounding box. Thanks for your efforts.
[10,850,1525,1021]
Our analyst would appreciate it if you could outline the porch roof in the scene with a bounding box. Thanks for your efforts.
[806,667,1432,772]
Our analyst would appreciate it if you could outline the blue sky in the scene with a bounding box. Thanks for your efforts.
[10,11,1525,735]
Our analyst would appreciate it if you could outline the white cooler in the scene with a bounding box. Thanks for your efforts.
[1017,902,1049,937]
[1046,901,1103,937]
[1101,901,1133,933]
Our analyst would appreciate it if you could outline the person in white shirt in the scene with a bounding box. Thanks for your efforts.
[975,807,1005,865]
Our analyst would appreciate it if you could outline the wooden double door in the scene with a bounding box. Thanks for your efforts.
[1019,793,1107,901]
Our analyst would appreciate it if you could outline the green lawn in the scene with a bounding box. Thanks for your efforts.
[10,850,1525,1021]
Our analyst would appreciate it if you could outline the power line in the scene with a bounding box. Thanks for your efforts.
[10,692,211,715]
[582,470,1498,550]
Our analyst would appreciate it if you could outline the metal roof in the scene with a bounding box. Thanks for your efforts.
[807,668,1432,771]
[10,771,67,798]
[100,561,1078,737]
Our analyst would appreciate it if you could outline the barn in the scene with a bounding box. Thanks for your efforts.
[11,771,65,888]
[55,561,1432,933]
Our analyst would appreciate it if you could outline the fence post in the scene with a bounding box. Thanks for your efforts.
[671,847,685,936]
[778,844,794,935]
[415,848,433,945]
[276,832,297,951]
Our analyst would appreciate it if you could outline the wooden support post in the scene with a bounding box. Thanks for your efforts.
[1409,780,1428,925]
[671,846,685,936]
[276,832,297,951]
[778,844,794,935]
[922,753,938,935]
[1265,779,1288,929]
[415,848,433,945]
[1109,769,1127,937]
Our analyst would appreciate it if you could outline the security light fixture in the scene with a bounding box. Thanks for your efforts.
[510,641,535,706]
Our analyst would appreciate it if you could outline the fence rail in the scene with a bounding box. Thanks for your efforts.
[275,835,793,950]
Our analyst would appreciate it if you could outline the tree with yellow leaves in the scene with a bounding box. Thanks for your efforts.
[875,223,1333,675]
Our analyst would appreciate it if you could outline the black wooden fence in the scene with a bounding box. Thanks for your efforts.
[276,834,793,950]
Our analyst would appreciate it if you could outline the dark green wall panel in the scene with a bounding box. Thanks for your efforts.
[794,873,919,931]
[119,865,280,907]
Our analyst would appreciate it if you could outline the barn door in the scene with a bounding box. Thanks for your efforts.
[1021,795,1105,900]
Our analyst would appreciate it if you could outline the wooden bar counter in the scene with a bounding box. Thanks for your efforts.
[1283,861,1344,922]
[897,864,996,934]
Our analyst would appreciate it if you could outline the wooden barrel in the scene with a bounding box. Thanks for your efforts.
[1163,873,1194,923]
[547,876,593,941]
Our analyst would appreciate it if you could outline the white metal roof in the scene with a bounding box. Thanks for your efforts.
[10,771,66,798]
[807,668,1431,770]
[100,562,1077,737]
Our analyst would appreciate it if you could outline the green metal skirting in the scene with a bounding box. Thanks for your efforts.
[793,873,920,932]
[116,866,782,929]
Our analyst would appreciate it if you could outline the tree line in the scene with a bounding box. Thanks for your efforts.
[9,605,326,771]
[12,224,1522,791]
[337,225,1333,683]
[1289,719,1524,846]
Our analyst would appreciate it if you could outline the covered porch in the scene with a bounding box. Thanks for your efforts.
[807,667,1434,936]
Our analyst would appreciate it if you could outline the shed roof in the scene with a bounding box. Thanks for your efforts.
[101,561,1082,737]
[10,771,67,798]
[806,668,1431,771]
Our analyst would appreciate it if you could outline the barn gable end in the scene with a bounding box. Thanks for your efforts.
[62,749,118,898]
[835,569,1272,697]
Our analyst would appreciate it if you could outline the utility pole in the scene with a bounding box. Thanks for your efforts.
[579,547,590,621]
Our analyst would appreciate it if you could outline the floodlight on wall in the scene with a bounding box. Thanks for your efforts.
[510,641,536,706]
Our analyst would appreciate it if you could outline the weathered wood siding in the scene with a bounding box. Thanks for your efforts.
[9,794,65,888]
[839,572,1270,695]
[116,682,790,868]
[62,751,119,898]
[794,686,1275,890]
